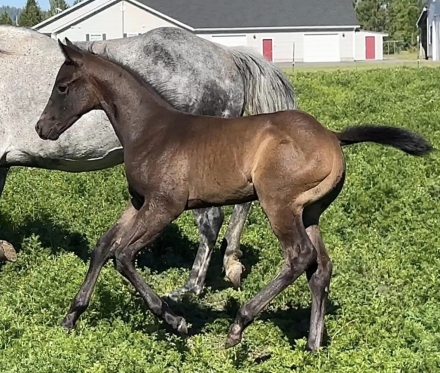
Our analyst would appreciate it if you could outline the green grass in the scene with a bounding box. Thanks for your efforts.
[283,59,440,73]
[1,67,440,372]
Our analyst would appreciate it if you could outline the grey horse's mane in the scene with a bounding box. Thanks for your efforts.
[225,45,296,114]
[79,44,179,111]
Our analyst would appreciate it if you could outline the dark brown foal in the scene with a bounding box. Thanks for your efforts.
[35,39,433,351]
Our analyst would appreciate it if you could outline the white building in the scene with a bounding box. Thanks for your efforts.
[417,2,438,60]
[33,0,387,63]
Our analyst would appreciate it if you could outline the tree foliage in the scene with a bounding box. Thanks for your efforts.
[0,6,20,23]
[47,0,69,18]
[0,11,13,25]
[355,0,425,48]
[17,0,43,27]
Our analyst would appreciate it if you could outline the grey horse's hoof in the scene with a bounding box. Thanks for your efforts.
[0,240,17,262]
[224,260,245,288]
[177,317,188,335]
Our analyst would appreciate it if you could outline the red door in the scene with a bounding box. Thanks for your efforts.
[263,39,273,62]
[365,36,375,60]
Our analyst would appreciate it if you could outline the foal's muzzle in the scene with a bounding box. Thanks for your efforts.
[35,119,61,141]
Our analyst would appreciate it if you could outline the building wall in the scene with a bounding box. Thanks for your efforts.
[37,1,373,63]
[199,30,356,63]
[38,0,180,41]
[424,0,440,60]
[355,31,385,61]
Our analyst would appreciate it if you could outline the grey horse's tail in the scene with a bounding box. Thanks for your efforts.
[229,47,296,116]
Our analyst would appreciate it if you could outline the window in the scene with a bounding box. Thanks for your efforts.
[85,33,106,41]
[89,34,103,41]
[124,33,143,37]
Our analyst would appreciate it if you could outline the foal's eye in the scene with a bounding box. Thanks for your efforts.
[57,85,68,94]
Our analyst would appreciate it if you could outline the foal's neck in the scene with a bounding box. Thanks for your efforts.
[86,55,176,146]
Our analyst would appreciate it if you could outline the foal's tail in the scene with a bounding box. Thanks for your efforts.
[228,47,296,115]
[334,125,434,156]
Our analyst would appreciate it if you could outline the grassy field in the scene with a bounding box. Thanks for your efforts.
[1,67,439,372]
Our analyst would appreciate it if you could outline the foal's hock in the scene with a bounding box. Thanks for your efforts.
[35,39,433,351]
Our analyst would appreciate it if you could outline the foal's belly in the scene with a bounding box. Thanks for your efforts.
[186,176,256,209]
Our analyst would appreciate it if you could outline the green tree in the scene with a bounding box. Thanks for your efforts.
[48,0,69,17]
[387,0,424,48]
[355,0,390,32]
[0,11,13,25]
[17,0,43,27]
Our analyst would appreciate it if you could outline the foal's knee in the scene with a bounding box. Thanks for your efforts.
[287,240,317,276]
[114,249,133,273]
[310,258,333,293]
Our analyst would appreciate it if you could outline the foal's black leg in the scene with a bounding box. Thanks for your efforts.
[166,207,224,301]
[114,201,188,333]
[305,224,332,352]
[62,204,137,330]
[221,202,252,287]
[225,207,316,348]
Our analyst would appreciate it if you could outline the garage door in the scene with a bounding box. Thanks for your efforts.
[211,35,247,47]
[303,34,340,62]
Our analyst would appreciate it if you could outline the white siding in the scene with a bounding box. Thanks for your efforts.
[59,2,123,41]
[303,33,340,62]
[38,0,180,41]
[122,1,178,36]
[355,31,386,61]
[423,0,440,60]
[37,0,114,34]
[199,30,355,63]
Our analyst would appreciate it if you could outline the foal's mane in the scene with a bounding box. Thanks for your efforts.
[84,46,176,111]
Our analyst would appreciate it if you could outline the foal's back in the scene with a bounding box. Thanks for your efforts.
[147,109,341,209]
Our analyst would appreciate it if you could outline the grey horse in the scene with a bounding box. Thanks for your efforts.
[0,25,296,301]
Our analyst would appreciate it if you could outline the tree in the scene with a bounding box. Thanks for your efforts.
[355,0,390,33]
[17,0,43,27]
[387,0,424,48]
[48,0,69,17]
[0,11,13,25]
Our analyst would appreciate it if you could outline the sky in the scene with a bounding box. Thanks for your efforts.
[0,0,73,10]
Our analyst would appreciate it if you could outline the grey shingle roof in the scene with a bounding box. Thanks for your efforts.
[137,0,360,29]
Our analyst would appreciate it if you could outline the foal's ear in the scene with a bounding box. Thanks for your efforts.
[58,39,84,67]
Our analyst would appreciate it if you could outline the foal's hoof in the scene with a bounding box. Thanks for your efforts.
[61,316,76,332]
[177,317,189,335]
[225,262,245,289]
[224,333,242,349]
[0,240,17,263]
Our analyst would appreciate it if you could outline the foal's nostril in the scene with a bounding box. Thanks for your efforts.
[35,122,40,133]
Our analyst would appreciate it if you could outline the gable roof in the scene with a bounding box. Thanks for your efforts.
[137,0,360,29]
[34,0,359,32]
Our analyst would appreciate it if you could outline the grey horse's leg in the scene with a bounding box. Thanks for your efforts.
[0,168,17,263]
[221,202,252,287]
[166,207,224,301]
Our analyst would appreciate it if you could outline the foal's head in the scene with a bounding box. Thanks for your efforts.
[35,39,100,140]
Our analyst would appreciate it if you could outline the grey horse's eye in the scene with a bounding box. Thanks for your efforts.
[57,84,68,94]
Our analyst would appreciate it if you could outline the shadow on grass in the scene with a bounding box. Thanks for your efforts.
[0,211,260,285]
[87,280,340,357]
[0,211,90,262]
[134,225,260,292]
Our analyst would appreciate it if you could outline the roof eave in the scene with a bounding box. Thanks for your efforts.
[34,0,195,34]
[416,6,428,27]
[195,25,360,32]
[33,0,95,30]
